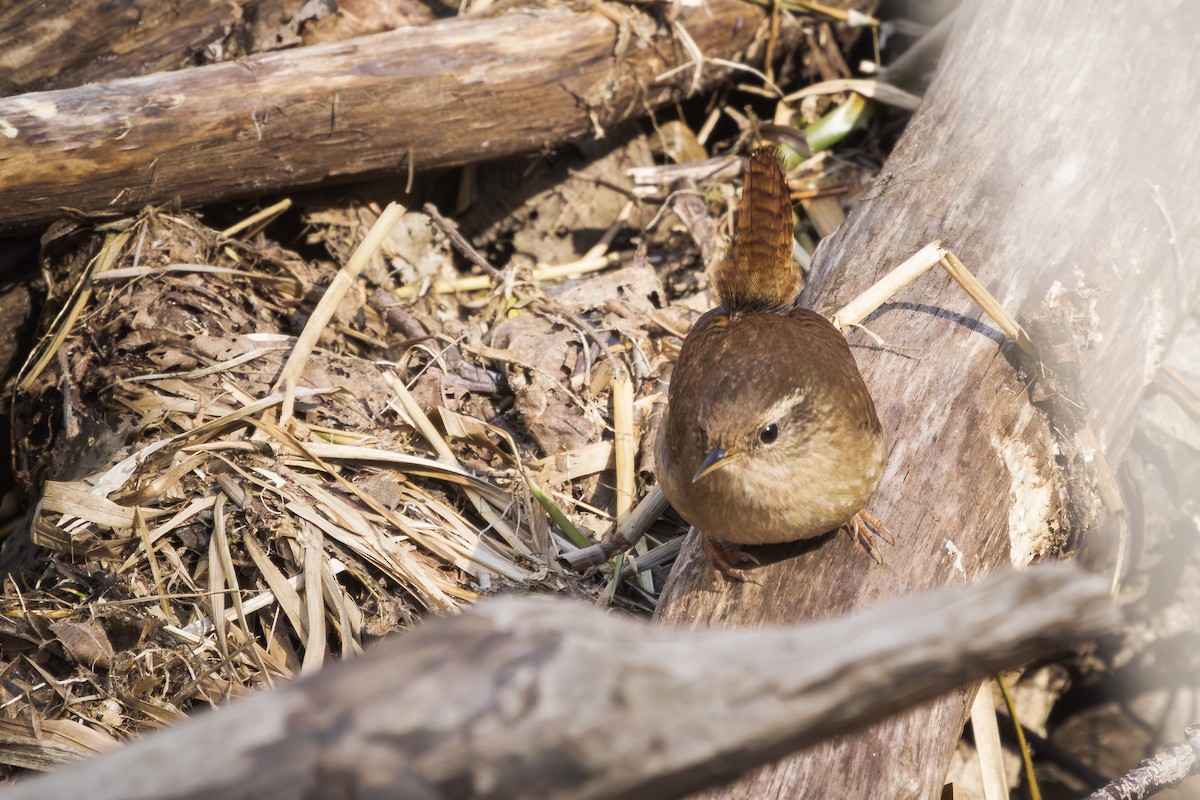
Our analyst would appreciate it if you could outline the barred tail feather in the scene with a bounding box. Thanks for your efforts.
[713,147,801,314]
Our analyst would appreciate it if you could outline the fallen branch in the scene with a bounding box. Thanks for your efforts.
[1086,726,1200,800]
[0,563,1116,800]
[0,1,784,234]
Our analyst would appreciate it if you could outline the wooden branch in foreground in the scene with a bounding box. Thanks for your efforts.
[0,1,776,234]
[0,564,1116,800]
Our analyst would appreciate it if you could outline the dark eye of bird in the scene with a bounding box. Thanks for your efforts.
[759,423,779,445]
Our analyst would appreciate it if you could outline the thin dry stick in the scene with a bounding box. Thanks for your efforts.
[94,264,303,294]
[830,240,947,331]
[939,251,1033,352]
[612,378,636,523]
[272,202,407,427]
[211,491,273,683]
[301,522,327,675]
[1086,725,1200,800]
[392,252,623,299]
[241,535,312,642]
[583,201,634,261]
[970,679,1009,800]
[423,202,503,280]
[561,485,670,571]
[829,244,1035,358]
[206,493,231,659]
[220,198,293,239]
[997,672,1042,800]
[611,376,650,590]
[385,371,458,466]
[132,508,174,624]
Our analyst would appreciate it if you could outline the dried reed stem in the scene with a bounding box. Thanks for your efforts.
[273,202,407,426]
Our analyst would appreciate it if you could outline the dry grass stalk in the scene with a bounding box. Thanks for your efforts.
[16,230,132,392]
[219,198,293,239]
[610,375,651,592]
[611,377,636,523]
[390,251,623,300]
[273,202,408,426]
[782,78,922,111]
[969,679,1009,800]
[830,240,948,330]
[939,251,1032,352]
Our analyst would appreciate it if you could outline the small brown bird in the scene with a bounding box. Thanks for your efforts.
[657,148,888,580]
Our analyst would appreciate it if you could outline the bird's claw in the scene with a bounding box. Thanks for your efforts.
[846,509,894,564]
[703,536,759,581]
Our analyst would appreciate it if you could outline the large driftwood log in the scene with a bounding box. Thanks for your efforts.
[0,1,782,234]
[656,2,1200,798]
[0,565,1116,800]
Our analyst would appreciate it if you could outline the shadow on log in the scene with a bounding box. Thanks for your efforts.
[0,565,1116,800]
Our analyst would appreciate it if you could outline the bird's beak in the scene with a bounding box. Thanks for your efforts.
[692,447,732,483]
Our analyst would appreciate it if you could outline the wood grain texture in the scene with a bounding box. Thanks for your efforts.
[656,1,1200,798]
[0,2,772,234]
[0,565,1116,800]
[0,1,243,95]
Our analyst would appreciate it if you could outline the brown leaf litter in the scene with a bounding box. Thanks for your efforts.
[0,185,694,752]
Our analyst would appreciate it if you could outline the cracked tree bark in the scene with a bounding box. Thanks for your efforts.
[0,0,248,95]
[654,2,1200,798]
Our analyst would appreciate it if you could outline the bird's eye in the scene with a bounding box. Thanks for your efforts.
[759,423,780,445]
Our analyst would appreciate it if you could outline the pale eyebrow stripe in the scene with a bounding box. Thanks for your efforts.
[761,391,807,426]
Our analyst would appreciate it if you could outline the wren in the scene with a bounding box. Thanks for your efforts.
[657,147,889,580]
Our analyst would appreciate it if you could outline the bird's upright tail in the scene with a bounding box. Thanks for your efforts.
[713,147,801,314]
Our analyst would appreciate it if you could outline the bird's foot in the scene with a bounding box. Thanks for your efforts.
[844,509,894,564]
[703,536,760,581]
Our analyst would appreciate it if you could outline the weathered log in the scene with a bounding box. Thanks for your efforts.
[0,564,1116,800]
[0,1,245,96]
[0,1,781,234]
[655,1,1200,798]
[0,1,456,98]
